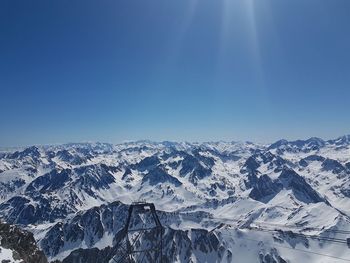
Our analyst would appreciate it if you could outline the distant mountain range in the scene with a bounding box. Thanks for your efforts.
[0,136,350,262]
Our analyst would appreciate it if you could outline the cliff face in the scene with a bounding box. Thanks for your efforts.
[0,221,48,263]
[56,227,230,263]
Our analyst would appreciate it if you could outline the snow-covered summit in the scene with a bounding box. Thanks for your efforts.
[0,136,350,262]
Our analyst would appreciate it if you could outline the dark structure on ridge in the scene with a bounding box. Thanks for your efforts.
[111,202,163,263]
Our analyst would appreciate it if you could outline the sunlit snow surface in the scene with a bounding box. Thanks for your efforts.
[0,246,21,263]
[0,138,350,262]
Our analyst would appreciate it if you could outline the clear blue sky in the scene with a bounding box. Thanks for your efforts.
[1,0,349,146]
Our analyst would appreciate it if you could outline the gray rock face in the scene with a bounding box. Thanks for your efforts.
[249,175,282,203]
[346,162,350,170]
[327,135,350,146]
[60,247,113,263]
[242,156,260,173]
[0,221,48,263]
[322,158,346,174]
[191,228,220,253]
[304,155,325,162]
[8,146,41,160]
[55,149,87,165]
[299,155,326,167]
[278,168,324,204]
[142,167,182,186]
[26,169,72,194]
[0,195,72,225]
[249,169,324,204]
[259,248,287,263]
[133,155,160,171]
[241,151,286,175]
[60,227,226,263]
[40,201,129,258]
[268,137,325,153]
[178,151,213,184]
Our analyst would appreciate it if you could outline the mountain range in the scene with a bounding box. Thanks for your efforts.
[0,136,350,262]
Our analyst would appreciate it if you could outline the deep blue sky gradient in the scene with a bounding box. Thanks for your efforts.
[1,0,350,146]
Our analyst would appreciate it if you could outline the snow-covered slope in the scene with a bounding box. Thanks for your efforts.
[0,137,350,262]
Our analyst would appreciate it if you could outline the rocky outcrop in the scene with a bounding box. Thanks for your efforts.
[40,201,129,258]
[322,158,346,174]
[278,168,324,203]
[0,221,48,263]
[268,137,325,153]
[259,248,287,263]
[249,169,324,204]
[59,227,225,263]
[142,167,182,186]
[249,175,282,203]
[60,247,113,263]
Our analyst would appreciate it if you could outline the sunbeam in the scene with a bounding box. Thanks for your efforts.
[218,0,272,112]
[244,0,264,80]
[219,0,263,80]
[166,0,199,65]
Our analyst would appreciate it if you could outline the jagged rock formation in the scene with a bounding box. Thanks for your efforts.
[0,221,48,263]
[58,227,226,263]
[0,137,349,262]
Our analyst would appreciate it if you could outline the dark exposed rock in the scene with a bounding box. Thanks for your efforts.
[299,155,326,167]
[278,168,324,204]
[142,167,182,186]
[8,146,41,160]
[268,139,289,150]
[346,162,350,170]
[161,150,215,185]
[191,228,219,253]
[121,167,132,180]
[73,164,115,190]
[249,169,324,204]
[244,170,259,189]
[327,135,350,146]
[188,165,211,185]
[192,149,215,167]
[268,137,325,153]
[0,221,48,263]
[241,151,287,175]
[40,223,65,257]
[61,247,113,263]
[60,227,225,263]
[55,150,86,165]
[133,155,160,171]
[299,159,308,167]
[242,156,260,172]
[249,175,282,203]
[0,195,72,225]
[304,155,325,162]
[341,189,350,198]
[180,153,212,176]
[26,169,72,193]
[0,179,25,198]
[322,158,346,174]
[39,201,129,258]
[259,248,287,263]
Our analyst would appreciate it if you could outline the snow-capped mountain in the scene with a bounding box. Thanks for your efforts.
[0,137,350,262]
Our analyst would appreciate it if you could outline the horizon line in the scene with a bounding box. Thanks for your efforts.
[0,134,349,149]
